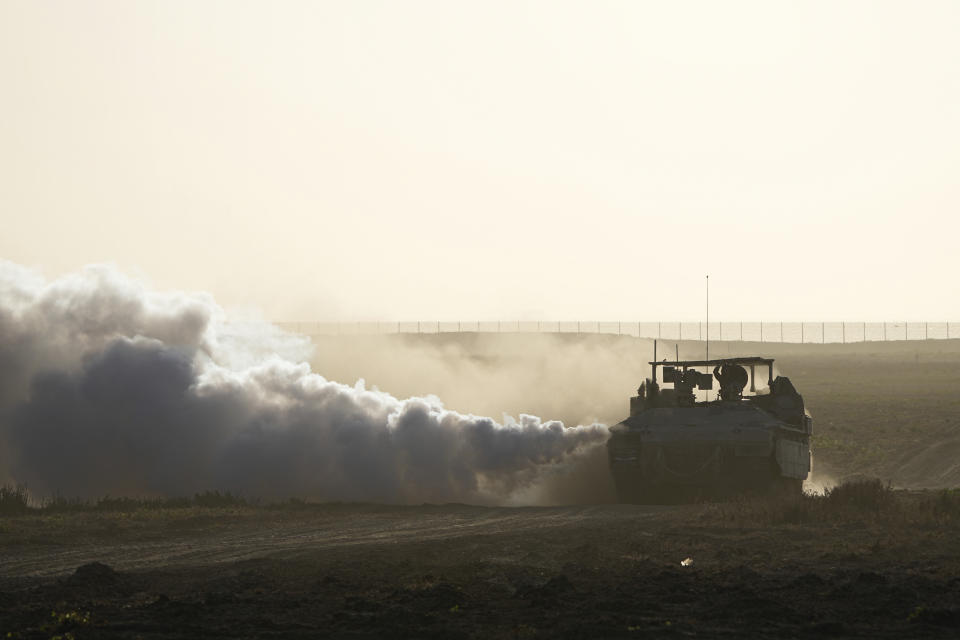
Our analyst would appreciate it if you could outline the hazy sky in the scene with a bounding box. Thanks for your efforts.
[2,1,958,321]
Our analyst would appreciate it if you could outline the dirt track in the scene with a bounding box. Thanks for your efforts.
[1,505,662,578]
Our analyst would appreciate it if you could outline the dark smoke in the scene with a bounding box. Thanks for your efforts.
[0,262,606,503]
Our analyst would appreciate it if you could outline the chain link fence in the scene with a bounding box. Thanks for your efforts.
[273,321,959,343]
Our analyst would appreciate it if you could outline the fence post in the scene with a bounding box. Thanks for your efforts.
[760,323,763,342]
[842,323,845,344]
[822,322,825,343]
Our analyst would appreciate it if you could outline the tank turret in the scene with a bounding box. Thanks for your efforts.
[607,354,812,503]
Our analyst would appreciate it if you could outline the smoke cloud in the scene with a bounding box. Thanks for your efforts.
[0,261,606,503]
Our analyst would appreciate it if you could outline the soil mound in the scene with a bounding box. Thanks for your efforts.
[64,561,124,594]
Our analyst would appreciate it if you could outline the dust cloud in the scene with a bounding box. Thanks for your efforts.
[803,463,838,496]
[0,261,607,504]
[299,331,693,505]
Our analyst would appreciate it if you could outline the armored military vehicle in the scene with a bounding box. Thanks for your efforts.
[607,348,811,503]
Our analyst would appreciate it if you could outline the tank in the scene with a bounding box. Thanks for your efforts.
[607,352,812,503]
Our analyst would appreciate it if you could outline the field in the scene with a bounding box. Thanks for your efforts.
[3,336,960,638]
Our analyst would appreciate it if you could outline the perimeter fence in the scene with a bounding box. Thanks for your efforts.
[273,321,960,344]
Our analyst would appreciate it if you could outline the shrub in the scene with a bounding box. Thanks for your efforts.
[933,489,960,518]
[0,484,31,515]
[710,478,899,526]
[824,478,893,510]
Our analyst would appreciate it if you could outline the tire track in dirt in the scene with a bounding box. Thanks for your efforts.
[1,505,668,578]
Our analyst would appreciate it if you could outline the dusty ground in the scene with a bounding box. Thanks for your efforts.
[2,336,960,637]
[3,496,960,638]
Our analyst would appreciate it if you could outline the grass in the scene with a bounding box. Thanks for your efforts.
[7,480,960,531]
[0,486,249,516]
[0,485,356,520]
[705,478,960,528]
[0,485,30,516]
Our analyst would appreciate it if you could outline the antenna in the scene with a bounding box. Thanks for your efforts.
[652,340,657,383]
[705,274,710,402]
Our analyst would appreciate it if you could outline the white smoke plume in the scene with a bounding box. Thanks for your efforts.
[0,261,607,503]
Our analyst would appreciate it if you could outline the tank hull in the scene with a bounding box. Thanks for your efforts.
[607,404,811,503]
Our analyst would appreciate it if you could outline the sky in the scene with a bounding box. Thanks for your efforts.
[1,1,958,322]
